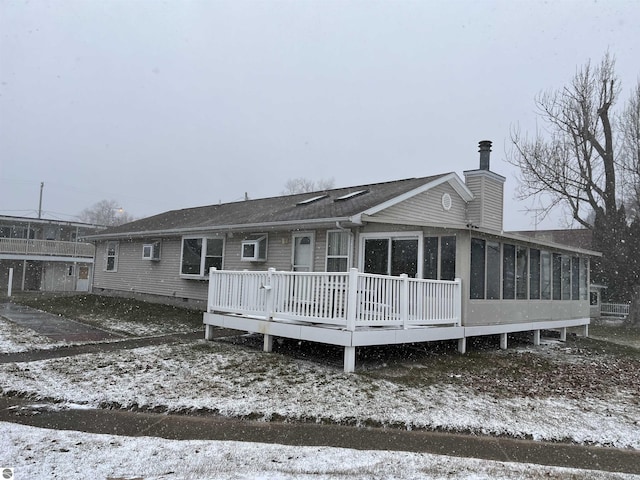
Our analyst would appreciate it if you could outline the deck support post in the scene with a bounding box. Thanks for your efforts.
[581,324,589,337]
[500,332,508,350]
[263,334,273,352]
[533,330,540,346]
[205,324,215,341]
[457,337,466,354]
[559,327,567,342]
[344,346,356,373]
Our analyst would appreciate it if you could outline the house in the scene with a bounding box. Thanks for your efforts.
[0,215,105,293]
[86,141,599,371]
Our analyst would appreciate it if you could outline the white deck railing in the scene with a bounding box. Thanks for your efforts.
[207,268,462,330]
[0,238,95,257]
[600,303,630,317]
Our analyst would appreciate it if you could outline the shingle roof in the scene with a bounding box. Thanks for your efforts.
[92,174,452,239]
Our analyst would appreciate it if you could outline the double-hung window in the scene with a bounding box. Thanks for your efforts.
[105,241,119,272]
[326,231,350,272]
[181,236,224,278]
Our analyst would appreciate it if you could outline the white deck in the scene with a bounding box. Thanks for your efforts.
[203,268,589,372]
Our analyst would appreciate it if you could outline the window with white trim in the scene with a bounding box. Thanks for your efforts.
[105,241,119,272]
[180,236,224,277]
[326,231,350,272]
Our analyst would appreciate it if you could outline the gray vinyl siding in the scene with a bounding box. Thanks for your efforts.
[368,183,467,226]
[464,172,504,231]
[92,228,334,301]
[93,238,209,301]
[480,181,503,231]
[463,300,590,327]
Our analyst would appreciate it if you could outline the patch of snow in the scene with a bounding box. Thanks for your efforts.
[0,318,58,353]
[1,341,638,449]
[2,422,637,480]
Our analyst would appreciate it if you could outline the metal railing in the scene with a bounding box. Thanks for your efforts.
[0,238,95,258]
[207,268,462,330]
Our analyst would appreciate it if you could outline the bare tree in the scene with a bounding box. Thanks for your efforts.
[507,53,640,304]
[282,177,335,195]
[508,53,628,226]
[619,81,640,219]
[78,200,134,226]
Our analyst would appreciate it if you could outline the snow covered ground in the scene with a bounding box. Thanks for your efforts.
[1,317,639,479]
[2,421,637,480]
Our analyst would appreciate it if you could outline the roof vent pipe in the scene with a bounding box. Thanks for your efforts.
[478,140,492,170]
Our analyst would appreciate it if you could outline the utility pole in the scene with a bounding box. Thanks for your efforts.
[38,182,44,219]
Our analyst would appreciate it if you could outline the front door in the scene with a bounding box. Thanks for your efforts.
[76,265,90,291]
[292,233,314,271]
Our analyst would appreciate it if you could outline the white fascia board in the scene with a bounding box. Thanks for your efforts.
[0,254,94,263]
[362,173,473,217]
[84,216,357,241]
[359,216,469,230]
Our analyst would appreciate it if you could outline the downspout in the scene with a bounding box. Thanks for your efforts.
[337,221,358,271]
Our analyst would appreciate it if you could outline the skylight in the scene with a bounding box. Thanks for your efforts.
[334,189,369,201]
[296,194,329,206]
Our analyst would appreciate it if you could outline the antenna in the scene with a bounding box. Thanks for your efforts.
[38,182,44,219]
[519,207,545,231]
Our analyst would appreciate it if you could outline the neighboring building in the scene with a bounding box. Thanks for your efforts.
[0,215,105,293]
[513,228,594,252]
[87,141,600,371]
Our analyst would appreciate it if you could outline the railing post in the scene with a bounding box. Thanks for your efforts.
[346,268,358,331]
[7,268,13,297]
[264,268,275,320]
[454,278,462,326]
[400,274,409,329]
[207,267,217,313]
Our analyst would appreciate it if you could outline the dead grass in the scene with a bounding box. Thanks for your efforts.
[10,293,204,334]
[6,294,640,400]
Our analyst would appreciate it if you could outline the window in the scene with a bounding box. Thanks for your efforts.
[529,249,541,300]
[541,251,551,300]
[486,241,501,299]
[180,237,224,277]
[470,238,485,299]
[363,235,419,277]
[552,253,562,300]
[335,190,369,201]
[364,239,389,275]
[440,236,456,280]
[571,257,580,300]
[105,241,119,272]
[561,255,571,300]
[516,246,528,300]
[423,237,439,279]
[503,244,515,299]
[423,236,457,281]
[580,257,589,300]
[326,231,350,272]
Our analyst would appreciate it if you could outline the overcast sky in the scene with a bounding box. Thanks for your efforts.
[1,0,638,230]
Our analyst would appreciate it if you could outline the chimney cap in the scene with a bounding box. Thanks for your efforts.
[478,140,492,151]
[478,140,492,170]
